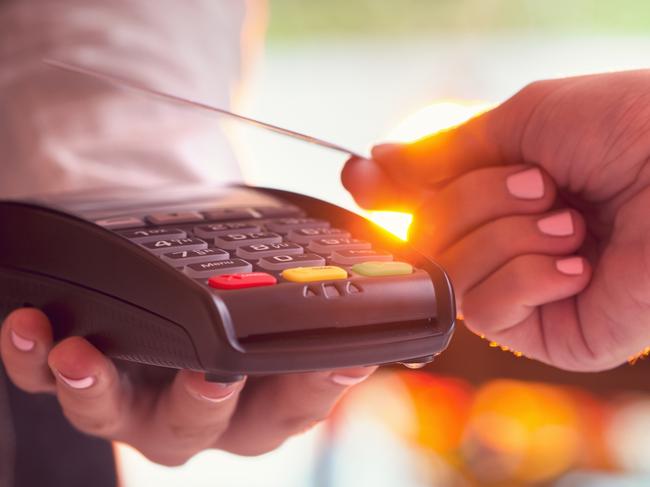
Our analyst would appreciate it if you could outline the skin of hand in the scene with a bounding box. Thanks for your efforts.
[342,70,650,372]
[0,308,375,465]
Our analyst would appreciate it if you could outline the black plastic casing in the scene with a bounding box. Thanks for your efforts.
[0,185,455,379]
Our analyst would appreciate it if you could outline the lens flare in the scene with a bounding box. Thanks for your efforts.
[367,210,412,241]
[387,99,495,143]
[366,100,493,239]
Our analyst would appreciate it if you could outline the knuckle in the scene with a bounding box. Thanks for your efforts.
[514,79,552,103]
[507,255,534,286]
[168,422,226,446]
[4,367,55,394]
[489,218,521,251]
[448,172,483,210]
[8,377,54,394]
[65,412,121,437]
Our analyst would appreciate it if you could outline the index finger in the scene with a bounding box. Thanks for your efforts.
[371,112,504,187]
[341,111,505,211]
[367,80,561,188]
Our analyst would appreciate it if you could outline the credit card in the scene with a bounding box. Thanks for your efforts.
[44,59,365,159]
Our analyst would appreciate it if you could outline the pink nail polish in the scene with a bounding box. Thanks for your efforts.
[199,389,236,403]
[506,168,544,199]
[56,371,95,389]
[537,212,574,236]
[10,329,35,352]
[330,373,372,387]
[187,380,240,403]
[556,257,584,275]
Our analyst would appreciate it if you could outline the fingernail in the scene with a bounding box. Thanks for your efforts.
[199,390,236,403]
[371,143,402,160]
[506,168,544,199]
[537,211,574,236]
[556,257,584,275]
[330,373,372,387]
[194,382,239,403]
[56,371,95,389]
[10,329,35,352]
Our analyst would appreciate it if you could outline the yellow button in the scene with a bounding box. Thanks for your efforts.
[281,265,347,283]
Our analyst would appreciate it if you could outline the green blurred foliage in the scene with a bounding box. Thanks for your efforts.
[268,0,650,39]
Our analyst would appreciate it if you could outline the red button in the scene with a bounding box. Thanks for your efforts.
[208,272,277,290]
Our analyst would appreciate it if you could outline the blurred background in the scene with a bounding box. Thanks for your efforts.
[117,1,650,486]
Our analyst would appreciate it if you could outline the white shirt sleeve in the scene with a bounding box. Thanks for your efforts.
[0,0,247,198]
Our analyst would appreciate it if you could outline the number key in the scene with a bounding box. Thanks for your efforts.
[308,238,371,254]
[214,232,282,250]
[287,227,350,244]
[120,227,186,243]
[258,253,326,271]
[266,218,330,234]
[236,241,304,259]
[194,222,260,239]
[161,248,229,265]
[141,238,207,255]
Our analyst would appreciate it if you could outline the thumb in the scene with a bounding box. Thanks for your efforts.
[341,156,419,210]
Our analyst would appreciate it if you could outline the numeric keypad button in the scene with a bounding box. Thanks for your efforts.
[141,238,208,255]
[236,242,304,259]
[184,259,252,279]
[202,208,257,221]
[120,227,186,243]
[330,249,393,265]
[287,227,350,244]
[266,218,330,234]
[194,222,261,239]
[213,232,282,250]
[146,211,204,225]
[308,238,371,254]
[161,248,229,265]
[258,253,326,271]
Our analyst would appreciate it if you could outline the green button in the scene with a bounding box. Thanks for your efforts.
[352,261,413,277]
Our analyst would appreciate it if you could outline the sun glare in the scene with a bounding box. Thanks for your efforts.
[367,211,413,241]
[387,99,495,143]
[366,99,494,240]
